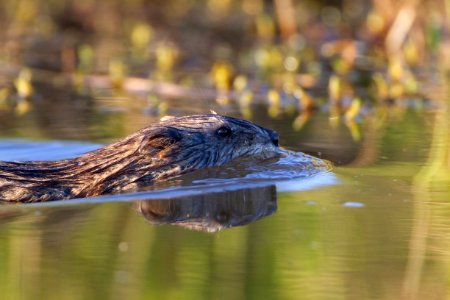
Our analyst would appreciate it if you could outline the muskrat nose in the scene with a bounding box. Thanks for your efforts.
[268,130,279,147]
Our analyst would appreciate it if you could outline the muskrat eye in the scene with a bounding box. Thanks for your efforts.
[216,126,232,137]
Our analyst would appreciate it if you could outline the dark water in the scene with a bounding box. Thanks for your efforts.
[1,92,450,300]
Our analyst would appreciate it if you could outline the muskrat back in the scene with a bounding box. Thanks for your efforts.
[0,114,280,203]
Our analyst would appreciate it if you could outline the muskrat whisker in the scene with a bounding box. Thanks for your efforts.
[202,151,211,167]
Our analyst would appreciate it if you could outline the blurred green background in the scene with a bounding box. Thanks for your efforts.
[0,1,450,300]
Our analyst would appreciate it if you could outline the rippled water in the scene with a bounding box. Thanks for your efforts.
[1,102,450,300]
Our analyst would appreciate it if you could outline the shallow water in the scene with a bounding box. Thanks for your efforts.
[1,103,450,300]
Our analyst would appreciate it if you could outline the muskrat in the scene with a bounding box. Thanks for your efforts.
[0,114,280,203]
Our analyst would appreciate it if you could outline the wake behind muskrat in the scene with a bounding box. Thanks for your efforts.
[0,114,281,202]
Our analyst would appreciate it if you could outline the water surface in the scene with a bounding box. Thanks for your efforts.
[0,102,449,300]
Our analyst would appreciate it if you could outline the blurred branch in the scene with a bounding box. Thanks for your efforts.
[385,0,419,55]
[274,0,297,41]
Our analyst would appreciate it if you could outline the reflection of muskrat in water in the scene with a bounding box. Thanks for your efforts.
[137,185,277,232]
[0,114,280,202]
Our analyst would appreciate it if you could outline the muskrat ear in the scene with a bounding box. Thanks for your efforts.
[139,127,182,153]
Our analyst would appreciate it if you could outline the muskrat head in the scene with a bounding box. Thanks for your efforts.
[138,114,281,179]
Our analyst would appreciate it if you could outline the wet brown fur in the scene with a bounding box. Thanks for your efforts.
[0,114,280,202]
